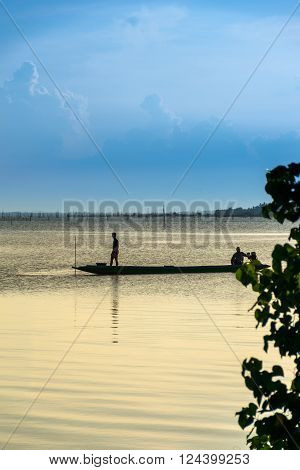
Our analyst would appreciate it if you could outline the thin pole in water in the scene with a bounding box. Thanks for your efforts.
[74,235,77,277]
[163,204,166,230]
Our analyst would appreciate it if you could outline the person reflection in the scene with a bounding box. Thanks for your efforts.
[111,276,119,344]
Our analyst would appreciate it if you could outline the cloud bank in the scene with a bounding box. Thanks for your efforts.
[1,62,299,209]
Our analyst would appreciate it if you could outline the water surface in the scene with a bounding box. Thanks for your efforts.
[0,217,292,449]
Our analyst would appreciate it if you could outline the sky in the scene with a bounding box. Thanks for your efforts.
[1,0,300,211]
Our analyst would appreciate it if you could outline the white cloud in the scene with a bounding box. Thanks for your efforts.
[56,89,89,130]
[0,62,91,161]
[0,62,48,101]
[140,93,181,130]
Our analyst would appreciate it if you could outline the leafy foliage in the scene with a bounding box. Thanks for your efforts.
[236,163,300,450]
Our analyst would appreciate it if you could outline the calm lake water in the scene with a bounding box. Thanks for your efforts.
[0,217,293,449]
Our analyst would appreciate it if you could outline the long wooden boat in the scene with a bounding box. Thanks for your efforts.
[73,263,269,276]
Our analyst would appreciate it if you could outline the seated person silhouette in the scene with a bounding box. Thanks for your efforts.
[231,247,247,266]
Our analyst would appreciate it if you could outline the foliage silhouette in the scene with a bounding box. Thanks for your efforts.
[236,162,300,450]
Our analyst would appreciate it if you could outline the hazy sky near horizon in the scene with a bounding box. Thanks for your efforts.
[1,0,300,210]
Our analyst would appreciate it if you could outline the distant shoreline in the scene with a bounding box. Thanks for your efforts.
[0,205,266,220]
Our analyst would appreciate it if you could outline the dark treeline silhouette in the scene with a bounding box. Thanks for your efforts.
[214,203,265,218]
[0,204,266,221]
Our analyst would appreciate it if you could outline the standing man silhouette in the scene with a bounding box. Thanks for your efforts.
[110,232,119,266]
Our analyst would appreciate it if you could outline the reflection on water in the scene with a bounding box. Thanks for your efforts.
[111,277,119,344]
[0,218,293,449]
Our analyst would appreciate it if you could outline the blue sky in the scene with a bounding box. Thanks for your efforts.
[1,0,300,210]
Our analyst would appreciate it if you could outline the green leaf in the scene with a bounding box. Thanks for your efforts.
[236,403,258,430]
[245,357,263,372]
[292,376,300,391]
[245,376,255,391]
[272,365,284,377]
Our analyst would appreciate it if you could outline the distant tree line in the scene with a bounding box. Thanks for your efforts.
[0,204,266,221]
[214,203,266,218]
